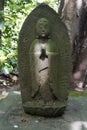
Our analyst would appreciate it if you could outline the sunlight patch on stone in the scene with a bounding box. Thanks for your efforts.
[0,110,5,114]
[13,125,19,128]
[34,43,49,86]
[13,91,21,95]
[70,121,87,130]
[0,91,9,100]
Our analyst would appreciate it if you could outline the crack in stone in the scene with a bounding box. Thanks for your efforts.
[39,67,48,72]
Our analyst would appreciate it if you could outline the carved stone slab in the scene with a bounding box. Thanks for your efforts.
[18,3,72,117]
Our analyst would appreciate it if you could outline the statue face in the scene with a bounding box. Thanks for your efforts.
[36,18,49,37]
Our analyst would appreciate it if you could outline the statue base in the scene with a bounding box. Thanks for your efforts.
[23,101,67,117]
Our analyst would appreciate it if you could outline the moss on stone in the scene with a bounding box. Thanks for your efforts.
[23,100,67,117]
[69,90,87,97]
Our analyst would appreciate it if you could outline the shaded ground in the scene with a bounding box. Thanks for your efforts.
[0,91,87,130]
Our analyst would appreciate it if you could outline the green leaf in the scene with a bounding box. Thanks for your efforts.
[2,66,10,74]
[0,21,4,30]
[2,64,13,74]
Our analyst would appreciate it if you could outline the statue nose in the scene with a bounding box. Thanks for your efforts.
[42,29,45,32]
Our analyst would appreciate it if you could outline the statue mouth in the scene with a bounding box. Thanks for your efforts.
[41,33,46,37]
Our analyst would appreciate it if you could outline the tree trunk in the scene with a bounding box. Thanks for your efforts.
[59,0,87,89]
[0,0,4,39]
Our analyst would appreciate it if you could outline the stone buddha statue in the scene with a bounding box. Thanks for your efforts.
[29,18,58,102]
[19,4,71,116]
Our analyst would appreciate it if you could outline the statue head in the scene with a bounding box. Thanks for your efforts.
[36,18,50,38]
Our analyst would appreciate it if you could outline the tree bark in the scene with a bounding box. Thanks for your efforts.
[59,0,82,44]
[0,0,4,9]
[58,0,65,16]
[0,0,4,39]
[59,0,87,89]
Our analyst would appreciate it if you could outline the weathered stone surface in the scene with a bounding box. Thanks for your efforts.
[18,3,72,116]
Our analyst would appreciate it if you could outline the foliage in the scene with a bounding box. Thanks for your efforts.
[1,0,59,74]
